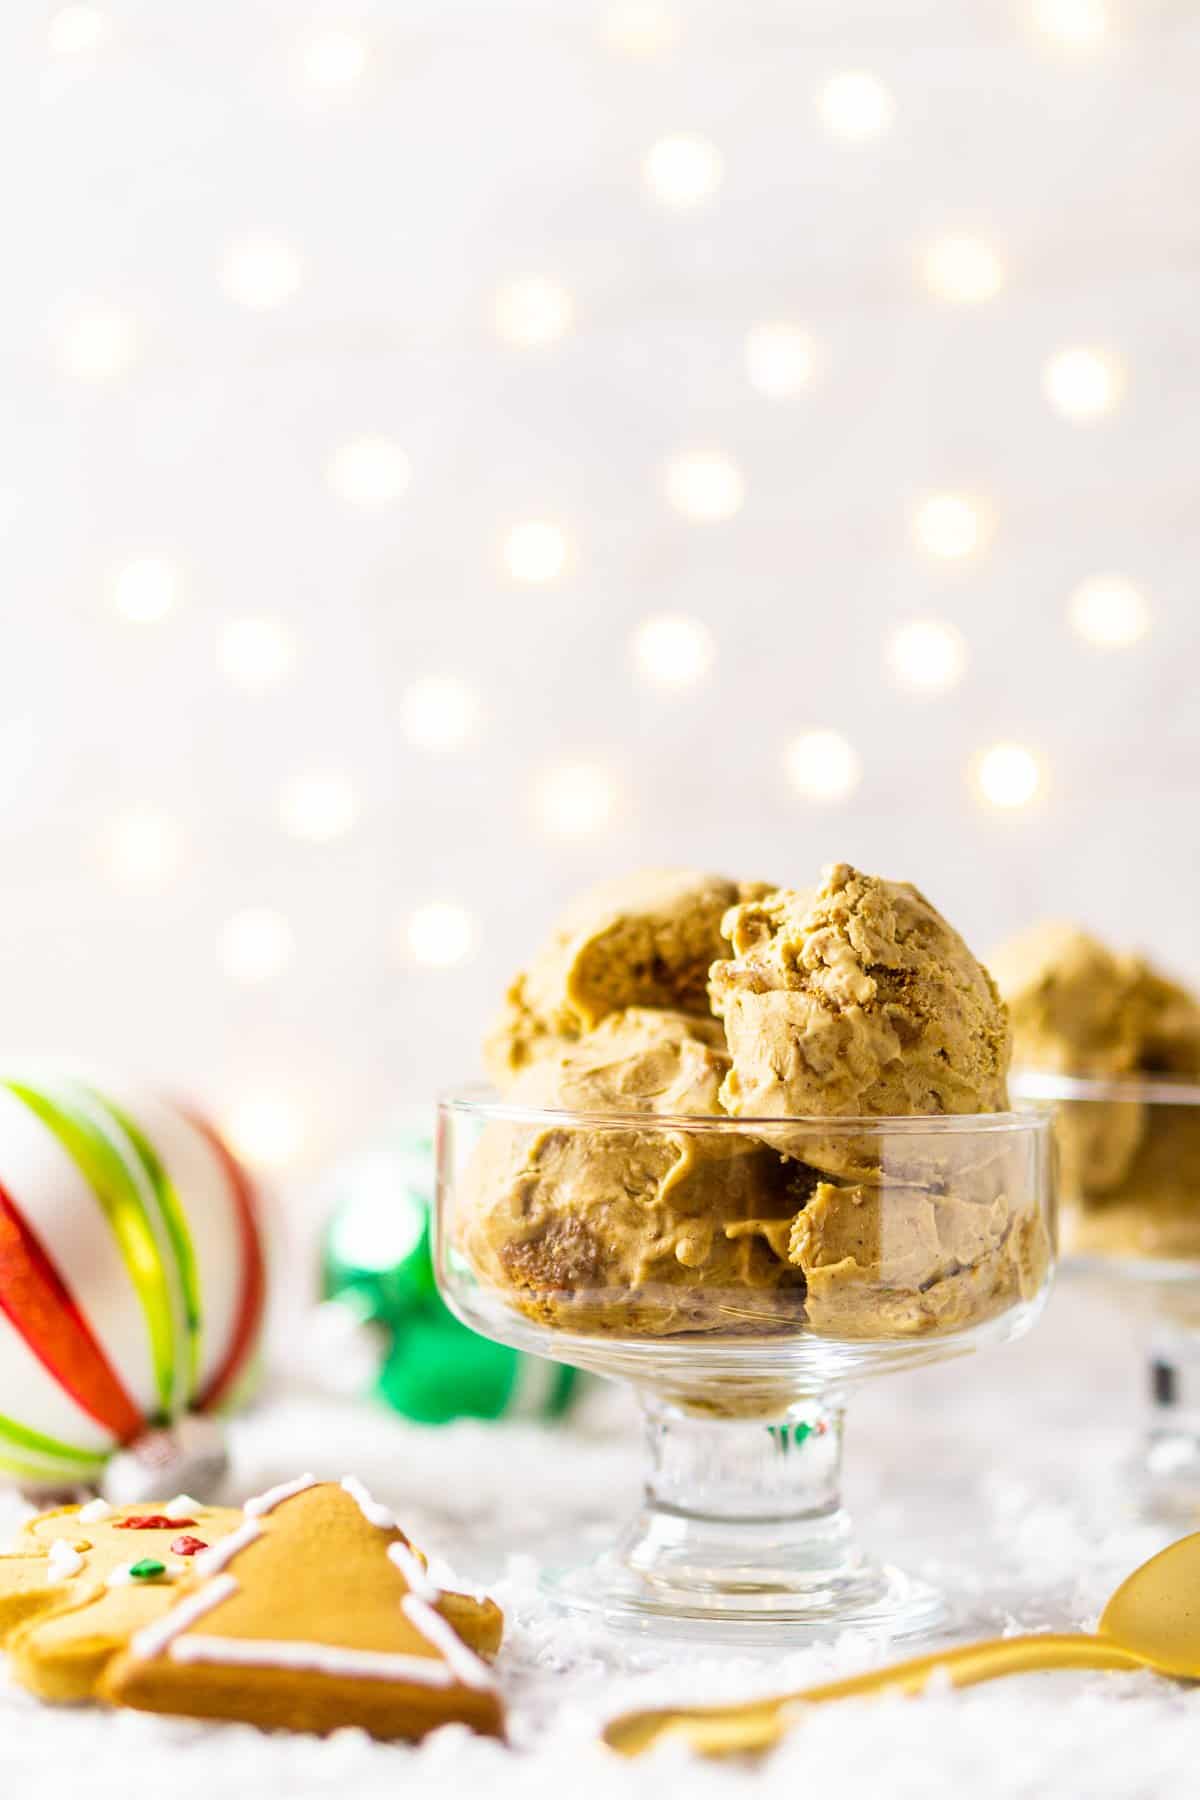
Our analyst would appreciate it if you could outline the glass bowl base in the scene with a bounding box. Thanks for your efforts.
[539,1549,947,1646]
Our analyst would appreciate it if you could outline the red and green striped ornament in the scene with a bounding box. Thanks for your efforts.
[0,1071,266,1489]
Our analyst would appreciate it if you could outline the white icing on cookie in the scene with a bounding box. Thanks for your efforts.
[191,1519,262,1577]
[402,1595,496,1691]
[163,1495,203,1520]
[387,1540,440,1603]
[243,1474,318,1518]
[77,1498,114,1523]
[46,1539,85,1581]
[132,1575,238,1660]
[340,1475,395,1530]
[168,1636,457,1685]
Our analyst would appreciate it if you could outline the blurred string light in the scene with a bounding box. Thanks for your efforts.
[220,237,304,310]
[110,555,181,624]
[399,675,479,751]
[48,4,109,54]
[912,492,989,560]
[54,305,138,381]
[504,519,570,583]
[632,614,715,689]
[643,134,723,208]
[922,236,1005,304]
[784,731,861,803]
[888,619,968,694]
[327,436,410,507]
[535,761,620,840]
[217,909,294,983]
[101,809,184,891]
[279,772,360,842]
[604,3,680,55]
[817,72,894,141]
[1043,346,1123,421]
[1031,0,1109,48]
[297,27,367,92]
[1069,575,1149,649]
[218,616,296,691]
[225,1095,306,1170]
[972,743,1044,810]
[406,902,477,967]
[493,277,574,348]
[664,449,744,522]
[744,323,815,399]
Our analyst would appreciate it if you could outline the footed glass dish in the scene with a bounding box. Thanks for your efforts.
[435,1089,1055,1642]
[1012,1069,1200,1518]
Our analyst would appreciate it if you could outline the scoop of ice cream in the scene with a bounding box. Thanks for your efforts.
[485,868,767,1085]
[788,1172,1047,1338]
[710,863,1011,1123]
[1066,1104,1200,1263]
[994,923,1200,1219]
[461,1009,808,1336]
[992,921,1200,1078]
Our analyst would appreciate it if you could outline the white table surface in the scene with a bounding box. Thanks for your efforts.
[3,1276,1198,1799]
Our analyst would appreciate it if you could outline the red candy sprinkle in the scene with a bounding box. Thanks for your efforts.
[170,1535,208,1557]
[116,1514,195,1531]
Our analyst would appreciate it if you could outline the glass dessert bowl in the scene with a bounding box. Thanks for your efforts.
[436,1090,1055,1642]
[1011,1068,1200,1516]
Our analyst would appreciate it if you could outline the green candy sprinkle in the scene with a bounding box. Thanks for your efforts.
[129,1558,167,1580]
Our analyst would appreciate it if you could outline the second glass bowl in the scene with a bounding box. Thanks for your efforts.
[436,1091,1055,1641]
[1012,1069,1200,1516]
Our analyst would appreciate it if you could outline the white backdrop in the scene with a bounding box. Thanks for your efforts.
[3,0,1198,1178]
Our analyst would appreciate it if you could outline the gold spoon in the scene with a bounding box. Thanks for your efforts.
[604,1531,1200,1758]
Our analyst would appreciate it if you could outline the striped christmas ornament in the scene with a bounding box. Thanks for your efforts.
[0,1072,265,1489]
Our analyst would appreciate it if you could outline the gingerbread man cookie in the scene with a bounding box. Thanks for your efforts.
[101,1476,505,1740]
[0,1495,243,1700]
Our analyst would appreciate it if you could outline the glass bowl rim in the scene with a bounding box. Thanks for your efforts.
[438,1083,1053,1136]
[1011,1068,1200,1108]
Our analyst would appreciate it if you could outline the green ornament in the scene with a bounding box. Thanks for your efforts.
[318,1121,583,1426]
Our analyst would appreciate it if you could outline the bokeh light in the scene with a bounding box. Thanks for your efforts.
[1031,0,1109,49]
[1043,346,1123,421]
[888,620,968,694]
[744,323,815,398]
[54,306,138,381]
[220,237,304,310]
[218,909,295,983]
[817,72,895,141]
[399,675,479,751]
[922,236,1005,304]
[219,616,296,691]
[279,773,360,842]
[912,492,989,560]
[972,743,1045,810]
[298,27,367,92]
[534,761,621,839]
[110,555,181,625]
[1069,576,1150,649]
[101,809,185,891]
[225,1095,306,1170]
[406,902,477,967]
[605,4,680,55]
[784,731,861,803]
[664,449,744,522]
[327,436,411,507]
[643,134,723,208]
[503,520,570,583]
[48,4,110,54]
[632,614,715,689]
[493,277,574,347]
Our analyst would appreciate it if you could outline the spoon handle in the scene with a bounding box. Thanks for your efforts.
[604,1633,1145,1757]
